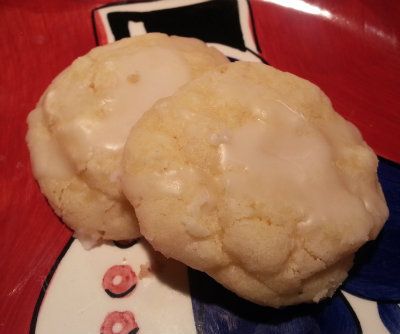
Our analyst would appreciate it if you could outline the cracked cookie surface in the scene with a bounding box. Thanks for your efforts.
[27,107,139,247]
[41,33,228,200]
[122,61,389,307]
[26,33,228,246]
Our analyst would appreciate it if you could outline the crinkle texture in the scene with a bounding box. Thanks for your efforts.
[41,33,228,200]
[122,61,389,307]
[26,107,140,246]
[26,33,228,246]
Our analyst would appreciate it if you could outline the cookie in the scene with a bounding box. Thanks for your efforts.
[122,61,389,307]
[26,107,139,247]
[41,33,228,200]
[27,33,228,246]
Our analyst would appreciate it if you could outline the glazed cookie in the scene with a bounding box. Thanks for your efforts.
[27,33,228,245]
[41,33,228,200]
[26,107,139,247]
[122,62,389,307]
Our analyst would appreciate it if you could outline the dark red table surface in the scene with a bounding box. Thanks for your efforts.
[0,1,399,332]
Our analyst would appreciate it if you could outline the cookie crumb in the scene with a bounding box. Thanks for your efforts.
[138,263,153,279]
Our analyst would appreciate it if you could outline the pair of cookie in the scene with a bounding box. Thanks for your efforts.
[27,34,388,307]
[122,61,388,307]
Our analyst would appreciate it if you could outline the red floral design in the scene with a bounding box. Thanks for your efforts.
[102,265,138,298]
[100,311,139,334]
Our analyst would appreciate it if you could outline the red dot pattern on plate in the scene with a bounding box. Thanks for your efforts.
[100,311,139,334]
[102,265,138,298]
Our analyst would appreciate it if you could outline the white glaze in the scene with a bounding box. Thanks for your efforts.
[218,101,375,229]
[140,168,201,198]
[27,109,74,180]
[52,47,191,159]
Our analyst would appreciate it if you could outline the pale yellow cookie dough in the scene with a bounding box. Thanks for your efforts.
[27,33,228,246]
[122,61,389,307]
[41,33,228,200]
[26,107,139,247]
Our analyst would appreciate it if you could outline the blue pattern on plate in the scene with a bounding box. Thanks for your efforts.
[189,270,360,334]
[343,158,400,302]
[378,302,400,333]
[316,293,361,334]
[189,158,399,333]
